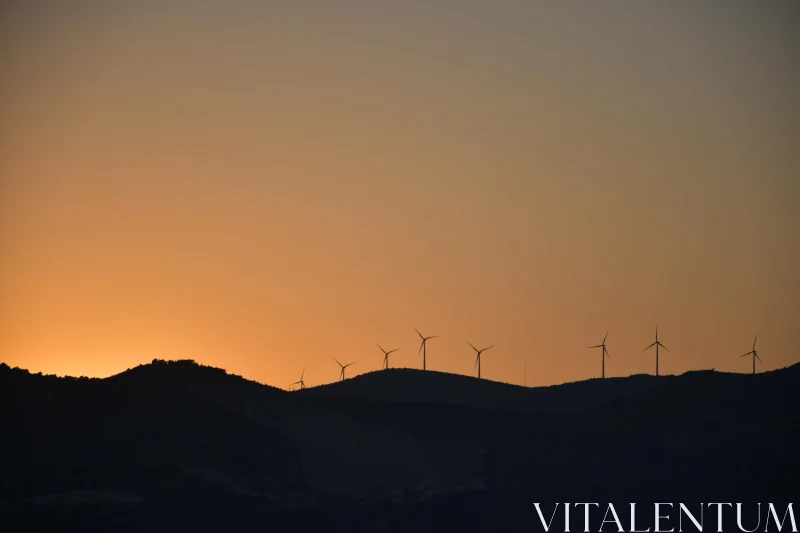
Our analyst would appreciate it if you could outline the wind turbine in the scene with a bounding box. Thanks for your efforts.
[468,341,492,379]
[377,344,400,370]
[414,327,438,371]
[643,326,668,376]
[289,367,306,390]
[739,335,762,375]
[589,330,611,378]
[333,357,355,381]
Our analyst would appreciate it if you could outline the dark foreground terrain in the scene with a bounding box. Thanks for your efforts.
[1,360,797,532]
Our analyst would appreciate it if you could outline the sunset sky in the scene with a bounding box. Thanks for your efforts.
[1,2,798,388]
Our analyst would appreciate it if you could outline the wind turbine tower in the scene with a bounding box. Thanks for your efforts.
[415,328,438,371]
[739,335,762,375]
[643,326,668,376]
[333,357,355,381]
[589,330,611,378]
[377,344,400,370]
[289,367,306,390]
[468,341,493,379]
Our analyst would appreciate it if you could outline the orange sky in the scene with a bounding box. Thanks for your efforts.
[1,2,798,388]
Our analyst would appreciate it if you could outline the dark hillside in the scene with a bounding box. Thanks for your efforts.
[1,360,797,532]
[301,364,799,413]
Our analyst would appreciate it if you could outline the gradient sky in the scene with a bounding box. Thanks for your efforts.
[1,1,798,388]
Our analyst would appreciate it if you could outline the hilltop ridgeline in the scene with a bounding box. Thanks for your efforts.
[0,359,797,533]
[2,358,799,413]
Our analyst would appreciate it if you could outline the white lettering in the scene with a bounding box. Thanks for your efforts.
[708,503,732,533]
[767,504,797,532]
[534,503,560,532]
[656,503,675,533]
[679,503,704,532]
[632,503,652,533]
[600,503,624,532]
[736,503,761,533]
[576,503,600,533]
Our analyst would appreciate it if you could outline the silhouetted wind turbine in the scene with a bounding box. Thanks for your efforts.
[740,335,762,375]
[289,367,306,390]
[643,326,668,376]
[468,341,492,379]
[333,357,355,381]
[589,330,611,378]
[377,344,400,370]
[415,327,438,371]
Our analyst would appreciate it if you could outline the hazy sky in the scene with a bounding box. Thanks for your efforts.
[1,1,798,388]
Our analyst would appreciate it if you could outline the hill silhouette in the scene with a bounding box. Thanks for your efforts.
[1,360,797,532]
[300,367,770,412]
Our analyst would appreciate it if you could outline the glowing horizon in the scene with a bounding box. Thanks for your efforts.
[1,2,798,390]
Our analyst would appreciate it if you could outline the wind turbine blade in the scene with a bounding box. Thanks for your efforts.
[753,335,758,350]
[414,327,424,339]
[427,335,439,340]
[660,342,669,351]
[589,344,603,348]
[388,348,400,355]
[482,346,493,352]
[755,353,762,363]
[377,344,385,354]
[604,347,610,359]
[475,355,479,367]
[740,351,753,358]
[333,356,343,367]
[644,342,656,351]
[301,367,305,380]
[603,330,609,344]
[290,381,300,386]
[467,341,479,352]
[418,340,424,355]
[344,362,355,368]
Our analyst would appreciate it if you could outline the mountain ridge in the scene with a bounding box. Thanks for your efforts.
[3,358,796,398]
[0,359,797,532]
[3,359,798,415]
